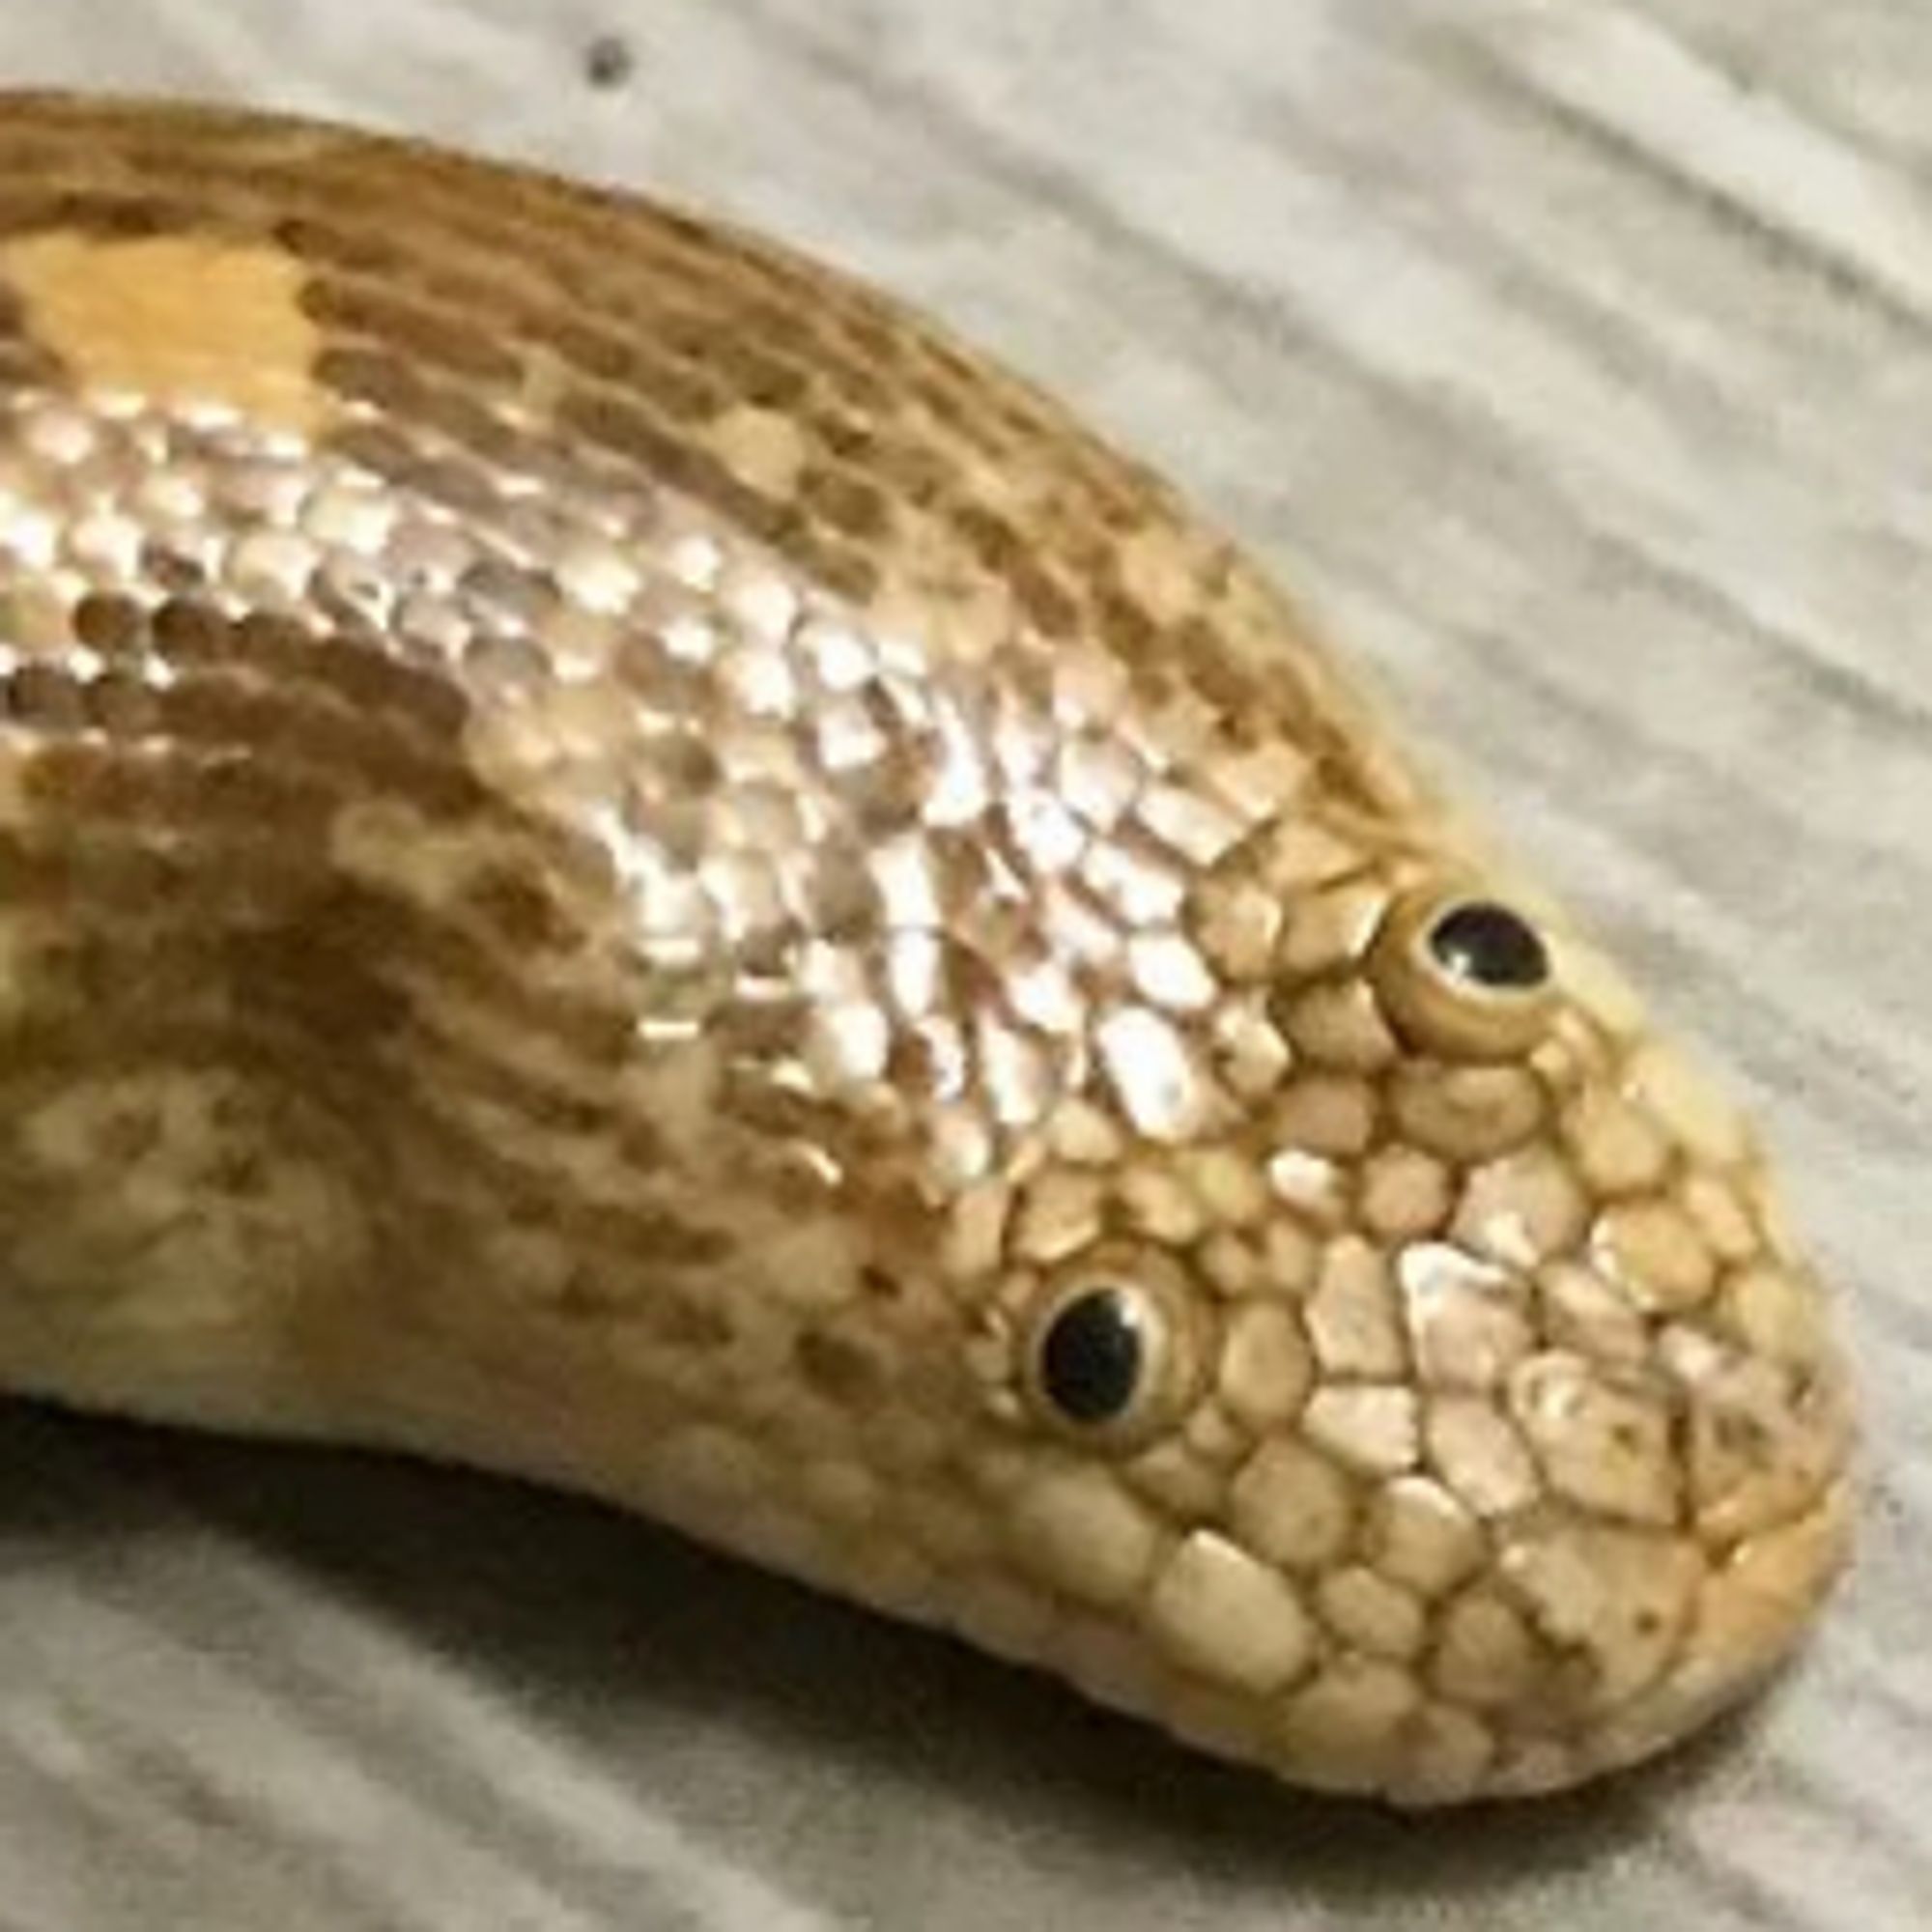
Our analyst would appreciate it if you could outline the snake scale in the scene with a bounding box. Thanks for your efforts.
[0,92,1852,1807]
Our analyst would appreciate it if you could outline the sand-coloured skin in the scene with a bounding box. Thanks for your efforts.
[0,94,1851,1804]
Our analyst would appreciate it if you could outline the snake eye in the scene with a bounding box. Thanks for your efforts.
[1039,1287,1145,1425]
[1426,900,1549,992]
[1372,886,1557,1061]
[1020,1264,1201,1447]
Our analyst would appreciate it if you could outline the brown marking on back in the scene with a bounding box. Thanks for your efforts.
[299,275,525,387]
[14,605,479,819]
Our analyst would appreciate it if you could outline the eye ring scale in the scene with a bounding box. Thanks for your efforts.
[1370,884,1559,1061]
[1018,1262,1204,1450]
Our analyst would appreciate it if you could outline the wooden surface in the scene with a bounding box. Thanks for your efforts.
[0,2,1926,1925]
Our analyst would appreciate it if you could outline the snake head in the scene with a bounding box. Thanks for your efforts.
[920,814,1854,1804]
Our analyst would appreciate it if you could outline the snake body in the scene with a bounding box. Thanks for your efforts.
[0,93,1851,1805]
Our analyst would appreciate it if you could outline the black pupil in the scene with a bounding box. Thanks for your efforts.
[1428,900,1549,992]
[1040,1289,1144,1425]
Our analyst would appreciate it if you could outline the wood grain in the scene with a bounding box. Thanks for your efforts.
[0,1,1924,1925]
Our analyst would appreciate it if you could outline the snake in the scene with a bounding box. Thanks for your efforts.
[0,91,1853,1807]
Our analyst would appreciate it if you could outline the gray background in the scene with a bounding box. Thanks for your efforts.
[0,2,1926,1927]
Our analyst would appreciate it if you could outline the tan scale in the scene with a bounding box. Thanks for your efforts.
[6,232,325,435]
[0,91,1854,1808]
